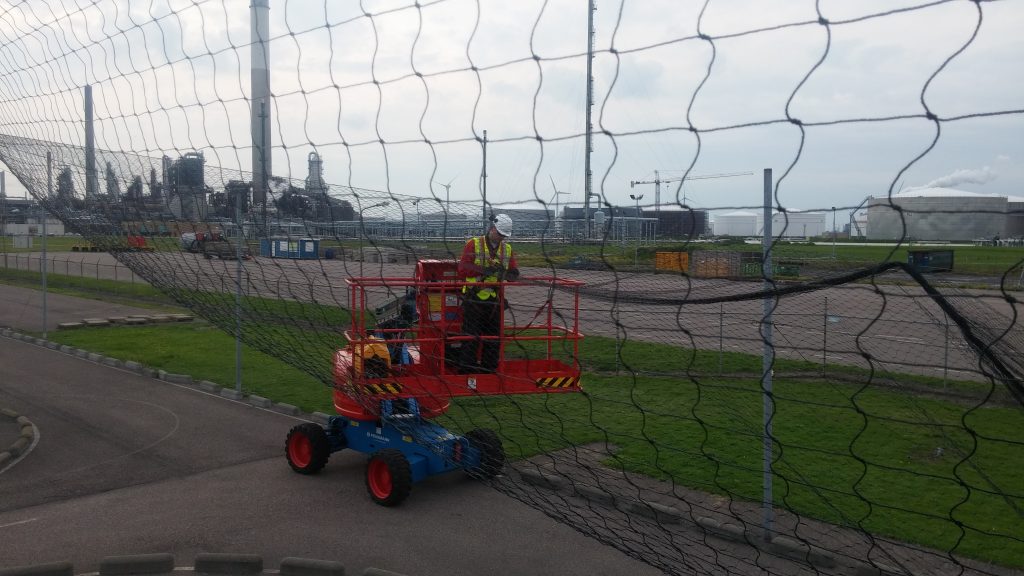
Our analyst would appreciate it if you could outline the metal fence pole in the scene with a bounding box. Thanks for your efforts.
[761,167,774,542]
[42,152,50,338]
[719,303,724,375]
[235,191,244,394]
[822,296,828,376]
[943,312,949,389]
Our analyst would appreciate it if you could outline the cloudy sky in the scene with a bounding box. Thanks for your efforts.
[0,0,1021,217]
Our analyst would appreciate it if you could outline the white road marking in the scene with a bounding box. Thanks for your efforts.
[0,518,38,529]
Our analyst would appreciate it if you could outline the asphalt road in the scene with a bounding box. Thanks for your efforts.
[0,336,663,576]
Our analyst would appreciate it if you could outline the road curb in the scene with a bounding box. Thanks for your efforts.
[0,407,36,465]
[0,556,410,576]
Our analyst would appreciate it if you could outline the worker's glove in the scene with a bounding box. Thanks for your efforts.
[504,268,520,282]
[483,265,502,279]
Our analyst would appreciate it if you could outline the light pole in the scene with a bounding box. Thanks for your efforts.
[358,201,389,275]
[411,199,421,237]
[630,193,643,270]
[831,206,837,259]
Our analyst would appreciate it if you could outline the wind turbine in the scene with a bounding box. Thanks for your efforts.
[549,175,570,219]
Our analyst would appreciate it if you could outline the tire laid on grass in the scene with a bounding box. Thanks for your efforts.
[286,423,330,474]
[465,428,505,479]
[365,449,412,506]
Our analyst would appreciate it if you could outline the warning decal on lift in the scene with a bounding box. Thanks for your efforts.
[535,376,579,389]
[362,382,404,395]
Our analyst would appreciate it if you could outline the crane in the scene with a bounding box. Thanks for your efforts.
[630,170,754,214]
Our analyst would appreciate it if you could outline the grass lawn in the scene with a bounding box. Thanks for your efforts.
[44,320,1024,568]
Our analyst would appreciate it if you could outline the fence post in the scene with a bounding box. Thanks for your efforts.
[761,167,775,542]
[943,312,949,389]
[822,296,828,376]
[719,303,724,375]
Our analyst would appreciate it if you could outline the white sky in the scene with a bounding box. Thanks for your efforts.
[0,0,1021,216]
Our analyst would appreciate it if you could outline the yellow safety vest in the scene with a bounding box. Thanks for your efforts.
[463,236,512,300]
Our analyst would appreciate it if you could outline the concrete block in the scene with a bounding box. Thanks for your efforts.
[574,484,615,506]
[273,403,300,416]
[220,388,244,400]
[0,561,74,576]
[311,412,331,425]
[101,357,122,368]
[75,349,90,358]
[696,516,745,541]
[849,561,903,576]
[87,353,103,362]
[170,314,195,322]
[16,416,30,425]
[83,318,111,327]
[124,317,149,325]
[100,553,175,575]
[161,373,194,385]
[2,407,20,418]
[520,468,561,490]
[123,360,142,371]
[193,553,262,575]
[45,342,60,350]
[769,536,836,568]
[248,395,272,408]
[107,317,128,324]
[8,437,30,457]
[362,569,408,576]
[59,345,75,353]
[21,426,35,439]
[199,381,222,393]
[626,500,682,524]
[280,558,345,576]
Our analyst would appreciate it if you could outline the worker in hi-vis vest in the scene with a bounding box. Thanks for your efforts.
[457,214,520,373]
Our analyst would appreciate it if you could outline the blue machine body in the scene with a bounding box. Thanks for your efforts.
[325,398,484,483]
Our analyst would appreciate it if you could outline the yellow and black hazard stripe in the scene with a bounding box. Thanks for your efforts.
[362,382,403,395]
[535,376,579,389]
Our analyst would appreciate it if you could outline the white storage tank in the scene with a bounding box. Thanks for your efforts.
[714,211,757,236]
[867,187,1009,241]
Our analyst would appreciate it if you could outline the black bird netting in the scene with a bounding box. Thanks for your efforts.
[1,1,1022,574]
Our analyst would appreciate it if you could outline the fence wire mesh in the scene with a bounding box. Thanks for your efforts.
[1,1,1023,575]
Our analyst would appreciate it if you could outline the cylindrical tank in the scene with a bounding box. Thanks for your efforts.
[714,211,757,236]
[593,210,606,230]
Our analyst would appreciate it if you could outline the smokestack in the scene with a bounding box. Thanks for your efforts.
[251,0,271,212]
[84,85,97,202]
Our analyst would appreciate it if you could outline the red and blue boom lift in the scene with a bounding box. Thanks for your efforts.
[284,260,583,505]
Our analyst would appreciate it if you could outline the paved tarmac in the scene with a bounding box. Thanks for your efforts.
[0,288,662,576]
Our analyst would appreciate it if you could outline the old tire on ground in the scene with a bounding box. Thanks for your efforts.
[286,423,330,474]
[366,449,412,506]
[465,428,505,479]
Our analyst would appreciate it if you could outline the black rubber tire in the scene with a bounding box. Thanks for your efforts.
[365,449,413,507]
[465,428,505,479]
[285,423,331,475]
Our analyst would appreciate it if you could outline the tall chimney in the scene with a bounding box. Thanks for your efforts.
[251,0,271,212]
[84,85,97,203]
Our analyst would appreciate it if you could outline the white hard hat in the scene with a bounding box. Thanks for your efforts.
[492,213,513,237]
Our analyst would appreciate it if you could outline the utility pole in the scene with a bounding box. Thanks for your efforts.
[583,0,595,238]
[630,193,643,270]
[482,129,488,229]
